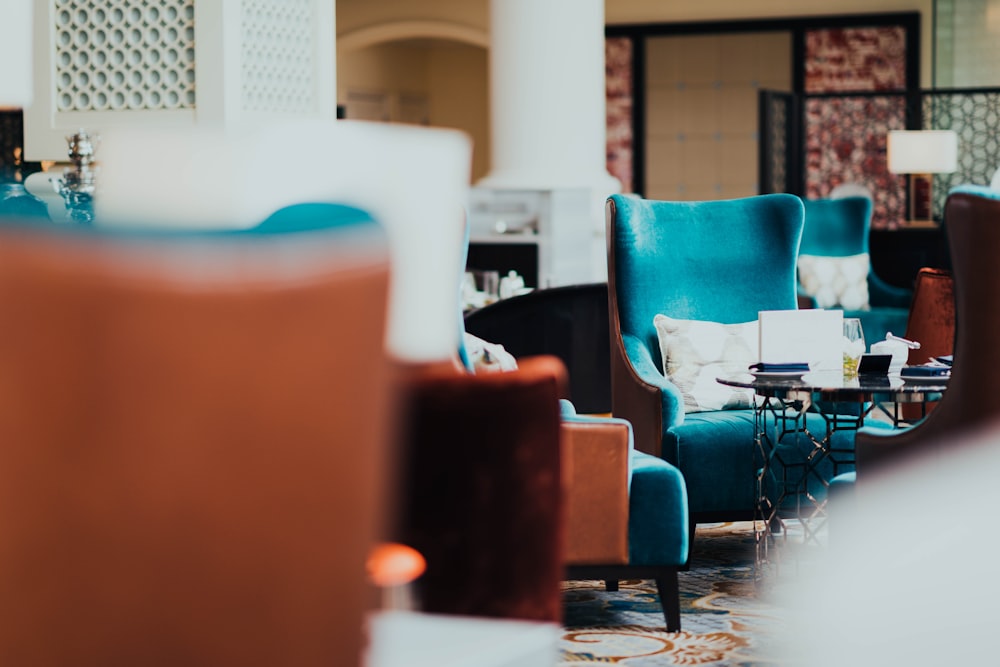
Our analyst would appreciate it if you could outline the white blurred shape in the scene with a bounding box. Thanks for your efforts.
[777,420,1000,666]
[97,120,473,364]
[0,2,32,107]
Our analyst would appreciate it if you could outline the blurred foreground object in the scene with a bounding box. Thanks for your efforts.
[0,211,395,667]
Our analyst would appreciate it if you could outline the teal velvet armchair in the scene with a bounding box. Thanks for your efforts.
[606,194,857,528]
[799,196,912,346]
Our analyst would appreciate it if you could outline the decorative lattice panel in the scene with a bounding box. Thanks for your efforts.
[923,90,1000,213]
[53,0,196,112]
[241,0,315,113]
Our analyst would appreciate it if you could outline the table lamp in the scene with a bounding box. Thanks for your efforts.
[887,130,958,226]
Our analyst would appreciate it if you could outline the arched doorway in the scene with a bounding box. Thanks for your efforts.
[337,22,491,181]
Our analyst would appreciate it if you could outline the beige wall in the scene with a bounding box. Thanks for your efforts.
[427,43,490,182]
[645,32,791,201]
[337,40,490,182]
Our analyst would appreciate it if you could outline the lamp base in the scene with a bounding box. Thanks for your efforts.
[906,173,936,226]
[900,218,940,229]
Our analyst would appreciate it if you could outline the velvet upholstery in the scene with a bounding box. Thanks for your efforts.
[850,191,1000,481]
[396,356,567,623]
[0,207,394,667]
[799,197,911,345]
[607,193,859,525]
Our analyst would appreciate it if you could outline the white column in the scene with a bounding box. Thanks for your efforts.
[480,0,618,194]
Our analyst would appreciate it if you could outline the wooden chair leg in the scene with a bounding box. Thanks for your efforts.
[604,579,619,592]
[655,570,681,632]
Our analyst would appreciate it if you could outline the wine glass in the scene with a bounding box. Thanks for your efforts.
[843,318,866,377]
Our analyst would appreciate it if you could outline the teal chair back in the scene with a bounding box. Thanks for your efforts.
[799,195,911,344]
[609,193,803,371]
[800,196,872,257]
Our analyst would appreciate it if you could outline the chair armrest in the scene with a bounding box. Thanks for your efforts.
[868,273,913,309]
[621,334,686,430]
[560,418,632,565]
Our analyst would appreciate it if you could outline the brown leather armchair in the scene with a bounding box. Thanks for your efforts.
[0,214,394,667]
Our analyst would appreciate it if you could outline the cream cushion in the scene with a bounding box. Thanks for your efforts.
[797,253,871,311]
[653,314,757,413]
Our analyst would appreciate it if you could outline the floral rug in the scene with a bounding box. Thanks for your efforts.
[560,522,793,666]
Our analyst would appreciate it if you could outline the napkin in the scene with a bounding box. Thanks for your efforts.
[749,362,811,373]
[900,365,951,377]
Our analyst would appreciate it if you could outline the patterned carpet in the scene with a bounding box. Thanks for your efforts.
[560,522,793,666]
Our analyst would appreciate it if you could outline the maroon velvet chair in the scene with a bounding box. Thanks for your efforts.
[394,356,567,622]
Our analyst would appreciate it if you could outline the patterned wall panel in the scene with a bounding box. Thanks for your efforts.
[804,96,908,229]
[804,27,907,93]
[605,37,633,194]
[52,0,196,112]
[803,26,909,228]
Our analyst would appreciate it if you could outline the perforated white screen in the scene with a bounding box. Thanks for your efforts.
[241,0,316,113]
[53,0,196,113]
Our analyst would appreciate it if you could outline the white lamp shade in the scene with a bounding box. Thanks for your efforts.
[0,2,32,107]
[887,130,959,174]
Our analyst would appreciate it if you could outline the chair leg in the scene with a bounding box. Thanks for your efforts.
[604,579,619,592]
[655,569,681,632]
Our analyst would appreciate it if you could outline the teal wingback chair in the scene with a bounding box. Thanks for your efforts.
[606,194,857,530]
[799,196,912,346]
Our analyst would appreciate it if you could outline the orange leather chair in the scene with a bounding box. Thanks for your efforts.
[903,267,955,367]
[0,211,394,667]
[560,405,688,632]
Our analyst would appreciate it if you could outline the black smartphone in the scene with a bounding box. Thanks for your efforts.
[858,354,892,376]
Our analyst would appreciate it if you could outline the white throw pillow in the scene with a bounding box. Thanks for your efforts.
[653,314,757,413]
[462,333,518,373]
[797,253,871,311]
